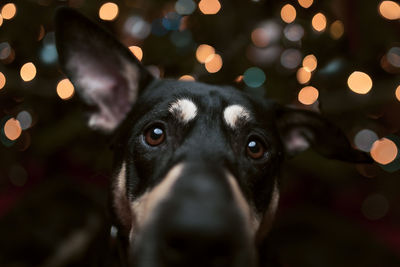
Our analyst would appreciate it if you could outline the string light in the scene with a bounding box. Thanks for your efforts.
[0,71,5,90]
[199,0,221,15]
[280,4,296,24]
[99,2,119,21]
[205,54,223,73]
[20,62,36,82]
[1,3,17,20]
[378,1,400,20]
[330,20,344,39]
[298,0,313,9]
[296,67,311,84]
[370,138,398,165]
[298,86,319,105]
[396,85,400,101]
[179,75,195,81]
[302,54,317,72]
[196,44,215,63]
[129,46,143,61]
[312,13,327,32]
[56,79,75,100]
[4,118,22,141]
[347,71,373,94]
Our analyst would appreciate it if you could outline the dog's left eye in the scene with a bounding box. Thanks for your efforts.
[246,139,266,159]
[145,125,165,146]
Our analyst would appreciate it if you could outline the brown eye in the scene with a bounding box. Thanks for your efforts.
[145,126,165,146]
[246,139,265,159]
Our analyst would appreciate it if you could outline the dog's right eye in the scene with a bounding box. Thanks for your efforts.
[145,125,165,146]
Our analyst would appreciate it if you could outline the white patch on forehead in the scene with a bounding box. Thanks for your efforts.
[226,171,260,236]
[130,163,184,240]
[169,98,198,123]
[223,105,251,129]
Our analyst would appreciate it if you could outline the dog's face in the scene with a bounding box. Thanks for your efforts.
[55,8,371,267]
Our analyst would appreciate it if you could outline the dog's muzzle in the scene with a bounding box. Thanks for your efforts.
[130,162,256,267]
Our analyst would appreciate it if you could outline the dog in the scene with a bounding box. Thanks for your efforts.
[54,8,372,267]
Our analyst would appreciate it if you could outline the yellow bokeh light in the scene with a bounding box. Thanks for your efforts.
[20,62,36,82]
[251,28,269,48]
[370,138,398,165]
[298,0,313,8]
[330,20,344,39]
[196,44,215,64]
[99,2,119,21]
[56,79,75,100]
[347,71,373,94]
[4,118,22,141]
[302,54,317,72]
[312,13,327,32]
[179,75,195,81]
[1,3,17,20]
[280,4,296,24]
[0,14,3,26]
[129,46,143,61]
[298,86,319,105]
[395,85,400,101]
[205,54,223,73]
[379,1,400,20]
[198,0,221,15]
[0,72,5,90]
[296,67,312,84]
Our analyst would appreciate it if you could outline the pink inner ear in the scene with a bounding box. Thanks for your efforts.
[285,129,310,154]
[67,56,138,132]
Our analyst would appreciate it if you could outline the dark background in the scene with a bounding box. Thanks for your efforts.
[0,0,400,266]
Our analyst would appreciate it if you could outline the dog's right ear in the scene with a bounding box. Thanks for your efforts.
[55,8,154,133]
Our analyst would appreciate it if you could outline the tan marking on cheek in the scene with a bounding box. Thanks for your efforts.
[113,162,132,235]
[255,180,280,243]
[226,172,260,236]
[223,105,251,129]
[129,164,184,240]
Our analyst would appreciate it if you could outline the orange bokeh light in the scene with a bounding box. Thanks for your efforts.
[0,71,5,90]
[370,138,398,165]
[298,0,313,9]
[379,1,400,20]
[302,54,317,72]
[296,67,312,84]
[199,0,221,15]
[56,79,75,100]
[4,118,22,141]
[20,62,36,82]
[395,85,400,101]
[1,3,17,20]
[179,75,195,81]
[347,71,373,94]
[298,86,319,105]
[129,46,143,61]
[312,13,327,32]
[205,54,223,73]
[280,4,296,24]
[99,2,119,21]
[196,44,215,64]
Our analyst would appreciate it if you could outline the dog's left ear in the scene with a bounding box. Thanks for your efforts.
[55,8,154,132]
[276,107,373,163]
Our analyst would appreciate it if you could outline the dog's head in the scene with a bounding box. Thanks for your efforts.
[55,8,371,267]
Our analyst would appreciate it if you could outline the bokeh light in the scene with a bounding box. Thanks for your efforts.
[280,49,302,69]
[354,129,379,152]
[205,53,223,73]
[347,71,373,94]
[1,3,17,20]
[251,28,270,48]
[0,14,3,26]
[99,2,119,21]
[198,0,221,15]
[124,16,151,40]
[4,118,22,141]
[298,86,319,105]
[387,47,400,68]
[16,111,32,130]
[378,1,400,20]
[196,44,215,63]
[129,46,143,61]
[298,0,313,9]
[56,79,75,100]
[0,71,5,90]
[396,85,400,101]
[0,42,11,60]
[280,4,296,24]
[296,67,311,84]
[179,75,195,81]
[243,67,266,88]
[175,0,196,15]
[312,13,327,32]
[302,54,317,72]
[330,20,344,39]
[370,137,398,165]
[20,62,37,82]
[362,194,389,220]
[284,24,304,42]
